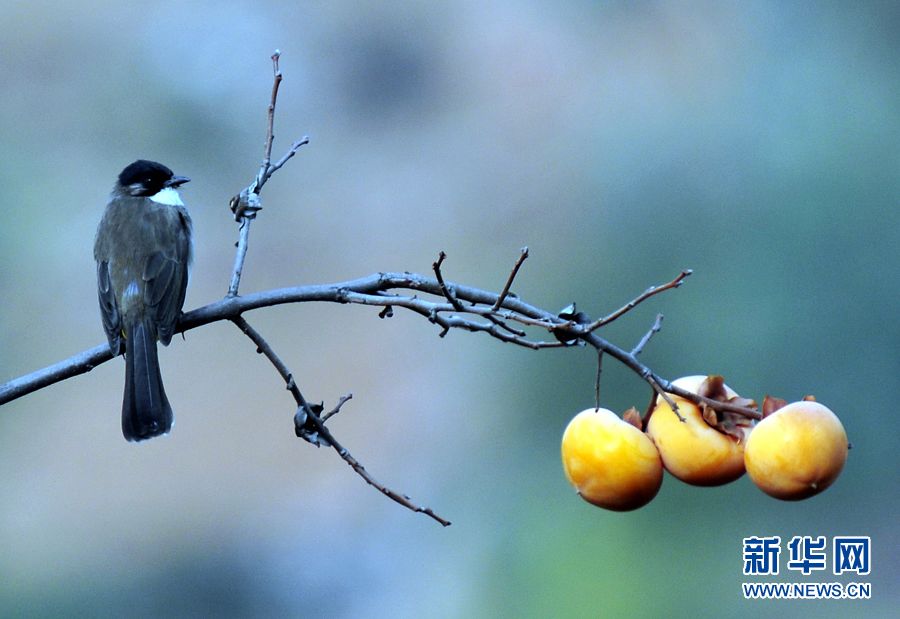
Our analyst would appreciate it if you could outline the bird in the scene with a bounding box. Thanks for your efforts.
[94,160,193,441]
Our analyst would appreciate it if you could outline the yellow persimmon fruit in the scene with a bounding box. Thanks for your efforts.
[561,408,663,511]
[646,375,753,486]
[745,400,848,500]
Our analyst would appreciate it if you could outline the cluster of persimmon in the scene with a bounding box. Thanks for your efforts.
[561,375,849,511]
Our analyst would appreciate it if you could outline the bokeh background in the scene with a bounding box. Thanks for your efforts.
[1,1,897,617]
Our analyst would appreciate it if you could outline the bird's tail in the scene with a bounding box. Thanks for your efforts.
[122,319,173,441]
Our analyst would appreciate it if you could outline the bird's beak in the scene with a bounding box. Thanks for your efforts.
[165,175,191,188]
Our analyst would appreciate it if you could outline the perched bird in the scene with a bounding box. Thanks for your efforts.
[94,160,193,441]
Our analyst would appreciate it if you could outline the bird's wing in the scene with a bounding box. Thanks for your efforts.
[142,208,191,346]
[96,260,123,354]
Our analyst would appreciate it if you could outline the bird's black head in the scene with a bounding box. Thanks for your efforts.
[117,160,190,197]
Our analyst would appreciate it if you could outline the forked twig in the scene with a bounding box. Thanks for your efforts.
[231,315,450,526]
[228,50,309,298]
[588,270,692,331]
[321,393,353,423]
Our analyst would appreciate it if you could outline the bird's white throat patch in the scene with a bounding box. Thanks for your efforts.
[150,187,184,206]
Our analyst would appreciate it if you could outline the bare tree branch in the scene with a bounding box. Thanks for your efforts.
[228,50,308,298]
[223,53,452,524]
[432,251,465,313]
[0,344,113,404]
[0,264,759,524]
[632,313,664,357]
[587,269,692,331]
[0,52,763,528]
[1,270,754,421]
[320,393,353,423]
[492,246,529,311]
[231,315,451,526]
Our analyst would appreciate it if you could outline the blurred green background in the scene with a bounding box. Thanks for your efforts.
[1,1,897,617]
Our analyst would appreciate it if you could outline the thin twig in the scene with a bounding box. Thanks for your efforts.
[321,393,353,422]
[227,212,258,297]
[587,269,692,331]
[646,374,684,422]
[631,313,664,357]
[263,137,310,185]
[230,314,318,432]
[258,50,283,188]
[663,381,763,420]
[479,247,530,338]
[594,349,603,411]
[227,50,308,297]
[491,246,529,311]
[432,252,465,312]
[231,315,450,526]
[432,251,526,338]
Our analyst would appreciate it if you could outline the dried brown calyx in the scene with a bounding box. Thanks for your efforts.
[697,375,757,441]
